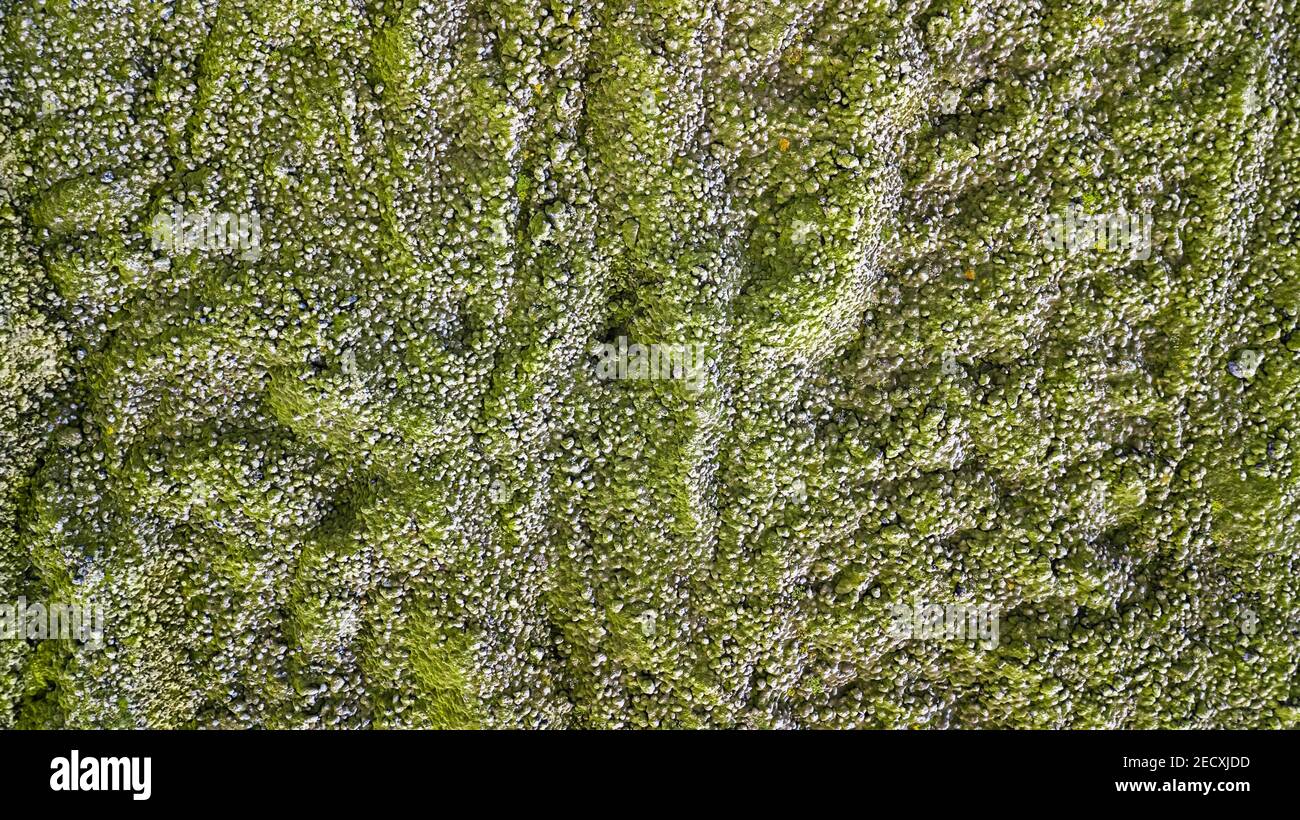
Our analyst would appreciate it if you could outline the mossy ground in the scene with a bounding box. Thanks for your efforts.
[0,0,1298,728]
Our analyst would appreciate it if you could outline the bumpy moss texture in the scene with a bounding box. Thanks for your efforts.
[1,0,1298,728]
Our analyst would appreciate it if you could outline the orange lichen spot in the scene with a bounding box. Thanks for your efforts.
[778,137,791,152]
[964,268,976,281]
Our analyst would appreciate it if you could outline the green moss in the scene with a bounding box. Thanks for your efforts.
[1,0,1297,729]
